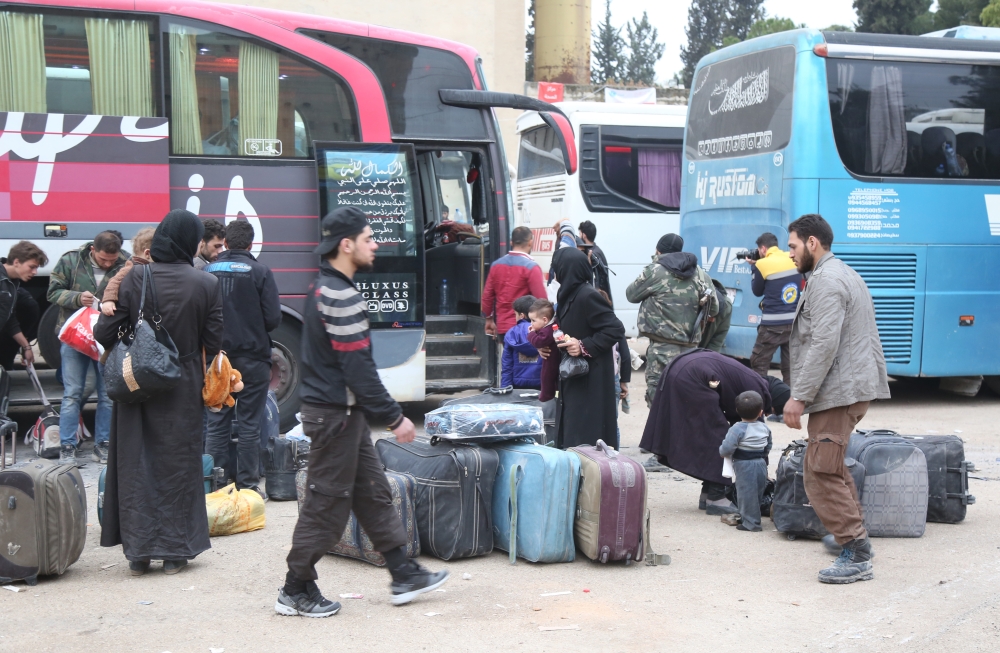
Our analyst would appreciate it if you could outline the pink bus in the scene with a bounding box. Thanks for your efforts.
[0,0,575,429]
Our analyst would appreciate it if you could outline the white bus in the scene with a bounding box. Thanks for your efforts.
[514,102,687,335]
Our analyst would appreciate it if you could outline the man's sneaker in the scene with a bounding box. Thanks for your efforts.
[248,486,268,502]
[91,442,109,464]
[275,583,341,618]
[642,457,671,473]
[818,538,874,584]
[59,445,80,467]
[389,560,449,606]
[766,413,785,423]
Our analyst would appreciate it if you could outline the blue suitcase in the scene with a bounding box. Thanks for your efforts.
[490,440,580,563]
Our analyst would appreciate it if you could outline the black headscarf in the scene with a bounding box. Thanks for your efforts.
[150,210,204,265]
[552,247,594,323]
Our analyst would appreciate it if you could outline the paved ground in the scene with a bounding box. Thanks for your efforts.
[3,372,999,653]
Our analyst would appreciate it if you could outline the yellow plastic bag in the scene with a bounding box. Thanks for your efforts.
[206,483,266,536]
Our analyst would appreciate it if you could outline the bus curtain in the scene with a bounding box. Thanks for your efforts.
[168,26,203,155]
[0,11,47,113]
[865,65,906,175]
[638,149,681,207]
[237,41,279,155]
[85,18,155,118]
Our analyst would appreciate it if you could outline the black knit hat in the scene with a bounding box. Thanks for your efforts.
[656,233,684,254]
[316,207,369,257]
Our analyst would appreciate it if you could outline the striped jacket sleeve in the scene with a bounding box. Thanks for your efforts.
[317,283,403,427]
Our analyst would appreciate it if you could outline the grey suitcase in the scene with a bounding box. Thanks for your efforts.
[0,456,88,585]
[847,432,928,538]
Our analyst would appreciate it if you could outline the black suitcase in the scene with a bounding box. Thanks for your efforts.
[847,431,928,538]
[771,440,866,540]
[858,430,975,524]
[375,436,498,560]
[442,386,555,445]
[264,436,300,501]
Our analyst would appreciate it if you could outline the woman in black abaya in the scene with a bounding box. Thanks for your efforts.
[95,210,224,575]
[550,247,625,449]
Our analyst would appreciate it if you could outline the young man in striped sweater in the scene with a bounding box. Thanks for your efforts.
[278,207,448,618]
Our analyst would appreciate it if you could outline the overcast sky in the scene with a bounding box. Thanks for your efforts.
[592,0,862,84]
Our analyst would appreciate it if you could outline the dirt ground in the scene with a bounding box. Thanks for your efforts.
[3,372,999,653]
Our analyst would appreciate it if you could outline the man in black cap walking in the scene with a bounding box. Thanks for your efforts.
[276,207,448,618]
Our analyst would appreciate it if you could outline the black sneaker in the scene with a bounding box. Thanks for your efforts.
[642,457,671,473]
[91,442,109,464]
[389,560,449,606]
[275,582,341,618]
[249,486,268,502]
[818,538,874,584]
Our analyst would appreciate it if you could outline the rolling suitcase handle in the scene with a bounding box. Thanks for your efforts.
[0,418,16,470]
[506,463,524,565]
[595,439,618,458]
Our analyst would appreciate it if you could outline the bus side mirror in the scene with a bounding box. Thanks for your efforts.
[539,111,577,176]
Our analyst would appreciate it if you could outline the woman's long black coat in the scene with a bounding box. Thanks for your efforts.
[555,283,626,450]
[94,262,223,560]
[639,350,771,486]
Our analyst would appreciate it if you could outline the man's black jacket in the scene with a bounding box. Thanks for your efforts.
[0,265,21,340]
[205,249,281,362]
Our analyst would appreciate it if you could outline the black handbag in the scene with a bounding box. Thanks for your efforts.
[103,265,183,403]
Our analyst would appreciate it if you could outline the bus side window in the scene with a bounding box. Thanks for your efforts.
[0,10,157,117]
[164,20,358,158]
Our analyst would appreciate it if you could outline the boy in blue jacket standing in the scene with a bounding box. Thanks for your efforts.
[501,295,542,389]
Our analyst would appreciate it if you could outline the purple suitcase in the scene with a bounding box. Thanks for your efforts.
[570,440,649,564]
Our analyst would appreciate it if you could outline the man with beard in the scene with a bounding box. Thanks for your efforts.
[783,214,890,585]
[278,207,448,618]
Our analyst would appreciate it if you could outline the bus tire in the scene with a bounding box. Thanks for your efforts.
[269,315,303,433]
[985,376,1000,397]
[37,304,62,370]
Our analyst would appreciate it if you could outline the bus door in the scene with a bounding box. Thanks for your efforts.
[415,146,495,392]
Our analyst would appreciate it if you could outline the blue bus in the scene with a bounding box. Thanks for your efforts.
[680,29,1000,387]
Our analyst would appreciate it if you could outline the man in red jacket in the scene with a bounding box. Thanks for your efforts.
[482,226,547,337]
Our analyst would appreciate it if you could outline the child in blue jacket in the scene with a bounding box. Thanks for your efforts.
[501,295,542,389]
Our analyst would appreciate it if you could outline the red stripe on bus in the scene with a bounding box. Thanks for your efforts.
[605,146,632,153]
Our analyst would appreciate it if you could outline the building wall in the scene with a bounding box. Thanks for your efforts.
[208,0,525,168]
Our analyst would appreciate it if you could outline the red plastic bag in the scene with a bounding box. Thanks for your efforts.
[58,306,103,361]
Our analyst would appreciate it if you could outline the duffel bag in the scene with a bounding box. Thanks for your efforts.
[377,436,498,560]
[295,467,420,566]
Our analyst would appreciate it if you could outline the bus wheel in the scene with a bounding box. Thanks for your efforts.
[985,376,1000,397]
[37,305,62,370]
[270,315,302,433]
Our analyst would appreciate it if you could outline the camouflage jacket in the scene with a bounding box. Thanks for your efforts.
[47,243,129,329]
[626,252,719,345]
[699,279,733,352]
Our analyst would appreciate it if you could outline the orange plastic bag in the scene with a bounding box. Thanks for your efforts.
[205,483,266,536]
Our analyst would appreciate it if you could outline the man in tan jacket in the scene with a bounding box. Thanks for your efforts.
[783,214,890,586]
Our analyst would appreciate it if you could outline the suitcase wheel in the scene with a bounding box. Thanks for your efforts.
[786,534,797,541]
[24,575,38,587]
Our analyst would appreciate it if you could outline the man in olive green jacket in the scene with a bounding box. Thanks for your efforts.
[47,233,129,466]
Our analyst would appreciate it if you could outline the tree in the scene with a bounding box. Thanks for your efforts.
[525,0,535,82]
[623,12,666,85]
[591,0,626,84]
[984,0,1000,26]
[725,0,766,41]
[746,16,803,39]
[680,0,728,88]
[854,0,933,34]
[822,24,855,31]
[933,0,990,30]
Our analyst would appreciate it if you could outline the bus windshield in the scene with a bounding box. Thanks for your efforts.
[828,59,1000,179]
[686,45,795,161]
